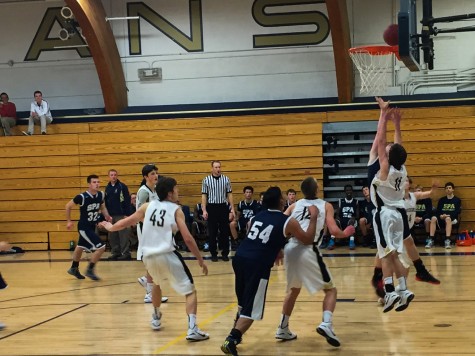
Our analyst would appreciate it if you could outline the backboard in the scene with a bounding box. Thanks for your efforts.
[398,0,422,71]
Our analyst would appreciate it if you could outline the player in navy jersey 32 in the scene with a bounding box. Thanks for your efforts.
[66,174,112,281]
[221,186,318,356]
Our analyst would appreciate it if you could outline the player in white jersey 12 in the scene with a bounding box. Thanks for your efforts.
[275,177,354,347]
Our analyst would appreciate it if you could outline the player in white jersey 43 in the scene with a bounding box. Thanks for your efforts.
[101,176,209,341]
[275,177,354,347]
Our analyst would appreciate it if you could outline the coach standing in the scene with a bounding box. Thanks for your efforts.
[201,161,235,262]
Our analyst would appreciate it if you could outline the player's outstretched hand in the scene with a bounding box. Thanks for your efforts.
[0,241,11,252]
[344,225,356,237]
[431,179,440,190]
[99,221,113,231]
[375,96,390,111]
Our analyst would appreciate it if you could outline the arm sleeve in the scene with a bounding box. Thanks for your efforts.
[136,189,149,209]
[73,194,83,206]
[201,178,208,195]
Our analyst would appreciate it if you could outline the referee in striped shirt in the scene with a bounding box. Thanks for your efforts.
[201,161,235,262]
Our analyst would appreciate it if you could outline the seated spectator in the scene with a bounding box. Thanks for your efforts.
[23,90,53,135]
[174,201,193,252]
[256,191,265,212]
[0,92,17,136]
[230,186,260,242]
[282,188,297,211]
[426,182,462,250]
[358,185,376,248]
[192,202,208,251]
[328,184,359,250]
[414,184,433,235]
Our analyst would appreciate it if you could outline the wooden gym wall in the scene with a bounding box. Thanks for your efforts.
[0,105,474,250]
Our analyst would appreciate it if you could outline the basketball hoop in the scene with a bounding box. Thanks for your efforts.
[348,45,399,95]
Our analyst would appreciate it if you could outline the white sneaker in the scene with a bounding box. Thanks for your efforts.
[445,239,452,249]
[150,312,161,330]
[186,326,209,341]
[144,292,152,303]
[395,289,415,312]
[425,238,434,249]
[144,293,169,303]
[275,325,297,340]
[316,322,340,347]
[138,276,147,288]
[383,291,401,313]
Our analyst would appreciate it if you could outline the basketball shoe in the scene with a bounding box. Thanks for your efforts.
[316,322,340,347]
[67,267,85,280]
[383,291,400,313]
[415,270,440,284]
[275,325,297,340]
[150,312,162,330]
[186,326,209,341]
[85,268,100,281]
[221,336,239,355]
[395,289,414,312]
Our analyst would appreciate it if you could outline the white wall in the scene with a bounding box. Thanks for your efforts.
[0,0,474,111]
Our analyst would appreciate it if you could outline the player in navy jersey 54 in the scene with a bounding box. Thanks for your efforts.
[221,186,318,356]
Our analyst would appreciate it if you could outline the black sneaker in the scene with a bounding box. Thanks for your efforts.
[222,255,230,262]
[85,269,100,281]
[107,254,120,261]
[221,336,239,355]
[117,254,132,261]
[371,272,385,298]
[67,267,85,280]
[415,270,440,285]
[211,255,219,262]
[0,273,8,290]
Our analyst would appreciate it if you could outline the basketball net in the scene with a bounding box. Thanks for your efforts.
[348,45,399,95]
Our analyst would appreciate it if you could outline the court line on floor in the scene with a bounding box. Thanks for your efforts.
[0,304,88,340]
[153,273,280,354]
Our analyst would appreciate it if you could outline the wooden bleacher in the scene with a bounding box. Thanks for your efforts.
[0,106,474,251]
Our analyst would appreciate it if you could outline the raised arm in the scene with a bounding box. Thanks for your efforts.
[414,180,439,201]
[369,97,391,163]
[376,108,391,181]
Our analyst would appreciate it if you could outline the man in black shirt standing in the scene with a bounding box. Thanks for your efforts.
[201,161,235,262]
[105,169,132,260]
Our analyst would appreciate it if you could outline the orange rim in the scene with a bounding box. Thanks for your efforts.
[348,45,399,55]
[348,45,400,61]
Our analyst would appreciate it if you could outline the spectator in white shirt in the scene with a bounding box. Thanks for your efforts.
[23,90,53,135]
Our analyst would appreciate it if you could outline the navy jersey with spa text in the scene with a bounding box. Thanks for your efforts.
[73,191,104,230]
[235,209,290,268]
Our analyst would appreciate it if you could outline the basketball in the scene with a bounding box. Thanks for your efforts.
[383,24,399,46]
